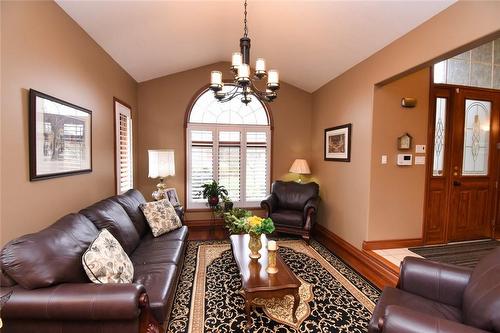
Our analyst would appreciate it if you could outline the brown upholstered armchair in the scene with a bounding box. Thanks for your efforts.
[260,181,319,242]
[369,247,500,333]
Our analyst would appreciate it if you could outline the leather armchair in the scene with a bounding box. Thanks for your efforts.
[369,247,500,333]
[261,181,319,242]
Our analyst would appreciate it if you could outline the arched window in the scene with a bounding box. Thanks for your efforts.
[186,85,272,209]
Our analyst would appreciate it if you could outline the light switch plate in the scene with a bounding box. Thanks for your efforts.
[415,156,426,165]
[415,145,426,154]
[381,155,388,164]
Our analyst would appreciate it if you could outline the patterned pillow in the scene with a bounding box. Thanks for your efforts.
[139,199,182,237]
[82,229,134,284]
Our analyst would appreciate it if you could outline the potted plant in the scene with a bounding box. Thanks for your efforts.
[200,180,228,207]
[222,196,233,212]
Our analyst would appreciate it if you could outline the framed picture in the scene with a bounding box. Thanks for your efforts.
[324,123,352,162]
[29,89,92,181]
[165,188,181,207]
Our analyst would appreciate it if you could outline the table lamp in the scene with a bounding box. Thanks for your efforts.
[289,159,311,183]
[148,149,175,200]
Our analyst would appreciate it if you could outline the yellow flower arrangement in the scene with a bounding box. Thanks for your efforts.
[223,209,275,235]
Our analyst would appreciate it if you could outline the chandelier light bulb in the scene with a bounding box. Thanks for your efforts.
[238,64,250,79]
[268,70,279,84]
[256,58,266,72]
[232,52,243,67]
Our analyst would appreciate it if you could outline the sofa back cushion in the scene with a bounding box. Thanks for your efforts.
[0,213,99,289]
[110,189,149,237]
[80,199,140,254]
[272,181,319,211]
[462,247,500,331]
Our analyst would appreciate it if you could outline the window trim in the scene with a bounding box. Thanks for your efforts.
[184,85,274,211]
[114,98,133,195]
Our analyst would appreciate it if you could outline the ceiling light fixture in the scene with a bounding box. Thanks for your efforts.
[209,0,280,105]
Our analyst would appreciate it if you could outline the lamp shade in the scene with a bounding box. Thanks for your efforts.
[148,149,175,178]
[289,159,311,175]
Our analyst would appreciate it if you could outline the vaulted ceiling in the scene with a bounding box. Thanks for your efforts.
[56,0,454,92]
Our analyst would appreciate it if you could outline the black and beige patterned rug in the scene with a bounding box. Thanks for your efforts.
[167,239,380,332]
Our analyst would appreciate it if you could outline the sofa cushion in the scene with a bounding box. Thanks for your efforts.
[368,286,462,333]
[462,247,500,332]
[141,226,188,243]
[131,240,184,266]
[133,263,177,323]
[139,199,182,237]
[110,189,149,237]
[0,213,99,289]
[80,199,140,254]
[82,229,134,284]
[272,181,319,211]
[271,210,304,228]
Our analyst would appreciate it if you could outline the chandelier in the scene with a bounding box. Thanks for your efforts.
[209,0,280,105]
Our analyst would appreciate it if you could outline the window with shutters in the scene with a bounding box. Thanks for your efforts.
[114,99,133,194]
[187,85,271,209]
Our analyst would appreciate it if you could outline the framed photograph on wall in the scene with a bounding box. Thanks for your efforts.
[29,89,92,181]
[324,123,352,162]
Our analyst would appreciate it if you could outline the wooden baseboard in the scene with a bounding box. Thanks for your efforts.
[362,238,423,250]
[185,219,224,227]
[313,224,398,289]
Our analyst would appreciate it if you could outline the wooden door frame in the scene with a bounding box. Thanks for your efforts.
[423,83,500,244]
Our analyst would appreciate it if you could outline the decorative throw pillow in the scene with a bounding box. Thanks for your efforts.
[82,229,134,284]
[139,199,182,237]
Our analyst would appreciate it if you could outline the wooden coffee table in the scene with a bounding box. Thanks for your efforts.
[230,234,300,328]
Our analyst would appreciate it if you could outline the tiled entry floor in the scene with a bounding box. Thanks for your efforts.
[373,248,423,267]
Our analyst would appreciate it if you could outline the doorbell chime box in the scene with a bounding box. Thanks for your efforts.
[397,154,413,166]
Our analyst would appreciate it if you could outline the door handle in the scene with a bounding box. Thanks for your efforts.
[453,180,461,187]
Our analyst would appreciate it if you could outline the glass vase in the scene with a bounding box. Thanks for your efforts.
[248,233,262,259]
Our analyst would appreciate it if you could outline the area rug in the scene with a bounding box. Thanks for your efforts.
[166,239,380,332]
[409,240,500,268]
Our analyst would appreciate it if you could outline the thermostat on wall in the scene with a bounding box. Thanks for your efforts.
[397,154,413,166]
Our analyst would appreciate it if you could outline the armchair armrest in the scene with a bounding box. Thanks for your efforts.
[303,197,319,219]
[398,257,472,308]
[1,283,147,321]
[381,305,489,333]
[261,194,278,216]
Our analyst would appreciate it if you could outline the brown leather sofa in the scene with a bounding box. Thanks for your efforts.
[261,181,319,242]
[0,189,187,333]
[369,247,500,333]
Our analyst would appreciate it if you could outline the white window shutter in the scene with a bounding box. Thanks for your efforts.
[115,100,133,194]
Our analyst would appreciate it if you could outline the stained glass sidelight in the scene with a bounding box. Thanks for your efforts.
[433,98,447,176]
[462,99,491,176]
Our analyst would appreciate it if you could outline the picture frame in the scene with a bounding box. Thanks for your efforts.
[324,123,352,162]
[165,188,181,207]
[29,89,92,181]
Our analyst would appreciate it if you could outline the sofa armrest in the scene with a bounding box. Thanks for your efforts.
[381,305,489,333]
[1,283,147,321]
[398,257,472,308]
[260,194,278,216]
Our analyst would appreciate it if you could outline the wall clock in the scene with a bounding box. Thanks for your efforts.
[397,133,412,150]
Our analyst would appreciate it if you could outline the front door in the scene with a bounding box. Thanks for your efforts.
[424,86,500,243]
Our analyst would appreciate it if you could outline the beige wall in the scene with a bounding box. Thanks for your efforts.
[311,1,500,248]
[1,1,138,245]
[137,62,312,220]
[368,68,430,241]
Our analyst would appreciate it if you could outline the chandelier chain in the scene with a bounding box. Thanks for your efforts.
[243,0,248,37]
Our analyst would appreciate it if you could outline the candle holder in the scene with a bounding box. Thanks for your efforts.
[266,249,278,274]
